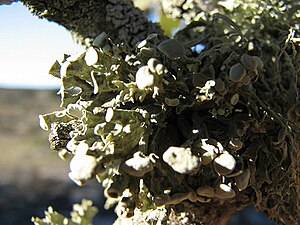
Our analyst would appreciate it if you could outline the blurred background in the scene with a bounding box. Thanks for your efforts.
[0,1,276,225]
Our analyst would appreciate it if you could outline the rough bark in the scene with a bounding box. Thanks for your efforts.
[0,0,15,5]
[21,0,165,46]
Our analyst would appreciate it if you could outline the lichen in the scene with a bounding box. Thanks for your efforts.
[39,1,299,224]
[105,0,164,46]
[32,199,98,225]
[21,0,164,46]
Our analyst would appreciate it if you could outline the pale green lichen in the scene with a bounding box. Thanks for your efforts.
[38,1,300,223]
[32,199,98,225]
[162,146,200,174]
[68,141,98,186]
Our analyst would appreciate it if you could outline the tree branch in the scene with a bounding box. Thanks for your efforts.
[21,0,165,46]
[161,0,219,23]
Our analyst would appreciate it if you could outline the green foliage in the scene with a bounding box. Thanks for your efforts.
[32,199,98,225]
[38,0,299,224]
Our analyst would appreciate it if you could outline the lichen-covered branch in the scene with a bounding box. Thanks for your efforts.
[30,0,299,225]
[0,0,15,5]
[21,0,165,46]
[161,0,299,30]
[160,0,220,23]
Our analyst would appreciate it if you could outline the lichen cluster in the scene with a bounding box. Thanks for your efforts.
[38,1,299,224]
[21,0,163,46]
[32,199,98,225]
[106,0,164,46]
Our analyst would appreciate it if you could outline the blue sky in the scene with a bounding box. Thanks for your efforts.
[0,2,82,89]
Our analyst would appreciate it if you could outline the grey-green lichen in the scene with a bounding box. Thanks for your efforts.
[39,1,299,224]
[21,0,164,46]
[32,199,98,225]
[0,0,15,5]
[105,0,165,46]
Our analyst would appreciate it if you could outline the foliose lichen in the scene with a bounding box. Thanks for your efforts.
[39,1,299,224]
[32,199,98,225]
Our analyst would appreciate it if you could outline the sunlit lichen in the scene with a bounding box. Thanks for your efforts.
[32,199,98,225]
[38,1,300,224]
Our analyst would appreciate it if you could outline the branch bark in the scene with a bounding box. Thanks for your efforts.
[21,0,165,46]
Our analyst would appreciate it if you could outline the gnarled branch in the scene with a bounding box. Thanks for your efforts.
[21,0,165,46]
